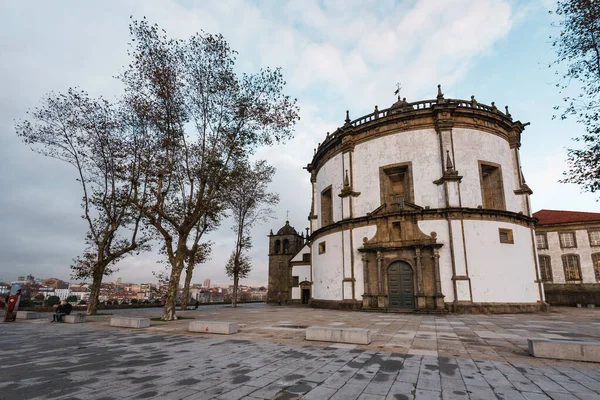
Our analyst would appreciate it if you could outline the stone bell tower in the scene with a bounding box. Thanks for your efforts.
[267,220,305,303]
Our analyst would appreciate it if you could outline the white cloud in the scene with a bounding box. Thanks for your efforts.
[0,0,532,286]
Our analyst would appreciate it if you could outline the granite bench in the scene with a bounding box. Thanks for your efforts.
[16,311,44,320]
[64,314,86,323]
[528,338,600,363]
[110,317,150,329]
[189,321,237,334]
[306,326,371,345]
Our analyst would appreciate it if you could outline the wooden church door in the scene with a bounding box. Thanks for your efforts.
[388,261,415,309]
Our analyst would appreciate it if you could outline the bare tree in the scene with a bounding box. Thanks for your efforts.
[180,234,212,310]
[122,19,299,320]
[550,0,600,194]
[226,160,278,307]
[16,89,149,315]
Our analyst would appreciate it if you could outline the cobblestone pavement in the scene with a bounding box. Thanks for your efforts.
[2,319,600,400]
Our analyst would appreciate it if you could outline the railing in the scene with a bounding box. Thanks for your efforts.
[316,97,512,150]
[348,98,510,129]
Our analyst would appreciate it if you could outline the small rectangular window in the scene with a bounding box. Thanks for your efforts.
[292,276,299,287]
[380,163,412,207]
[499,228,513,244]
[562,254,582,281]
[589,231,600,246]
[318,241,326,254]
[302,253,311,262]
[536,234,547,249]
[559,232,576,248]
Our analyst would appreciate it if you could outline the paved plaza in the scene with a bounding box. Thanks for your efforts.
[2,305,600,399]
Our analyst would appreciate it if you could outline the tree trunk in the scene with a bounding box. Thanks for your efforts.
[180,260,194,311]
[86,265,106,316]
[232,274,238,308]
[162,268,182,320]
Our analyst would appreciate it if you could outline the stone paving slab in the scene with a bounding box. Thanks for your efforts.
[3,305,600,399]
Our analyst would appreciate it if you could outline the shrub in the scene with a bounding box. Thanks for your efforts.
[45,295,60,307]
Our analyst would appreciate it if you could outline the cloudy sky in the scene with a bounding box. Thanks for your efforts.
[1,0,598,287]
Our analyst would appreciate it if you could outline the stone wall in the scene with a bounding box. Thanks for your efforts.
[544,283,600,306]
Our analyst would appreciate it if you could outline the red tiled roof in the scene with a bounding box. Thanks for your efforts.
[534,209,600,225]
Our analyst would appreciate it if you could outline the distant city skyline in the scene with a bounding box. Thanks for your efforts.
[1,273,243,289]
[1,0,599,285]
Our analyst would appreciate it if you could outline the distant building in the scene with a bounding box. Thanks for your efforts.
[0,282,10,296]
[267,221,307,304]
[54,283,70,301]
[42,278,67,289]
[203,279,211,288]
[534,209,600,306]
[70,286,89,301]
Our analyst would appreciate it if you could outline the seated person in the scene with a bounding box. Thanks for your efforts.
[52,300,73,322]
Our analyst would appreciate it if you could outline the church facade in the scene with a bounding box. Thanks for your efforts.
[269,86,546,312]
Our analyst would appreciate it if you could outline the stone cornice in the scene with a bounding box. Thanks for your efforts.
[309,207,536,243]
[535,220,600,232]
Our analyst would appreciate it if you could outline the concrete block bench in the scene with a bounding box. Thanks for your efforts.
[306,326,371,345]
[528,338,600,363]
[110,317,150,329]
[16,311,43,320]
[189,321,237,334]
[64,314,85,323]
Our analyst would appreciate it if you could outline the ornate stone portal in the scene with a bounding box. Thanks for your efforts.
[359,201,444,311]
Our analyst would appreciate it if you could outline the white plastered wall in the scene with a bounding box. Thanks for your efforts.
[452,128,523,213]
[316,153,343,227]
[291,264,311,300]
[464,220,539,302]
[312,231,343,300]
[417,220,455,302]
[351,129,441,216]
[351,225,378,300]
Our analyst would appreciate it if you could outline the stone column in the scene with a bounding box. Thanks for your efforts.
[432,248,445,310]
[376,251,383,294]
[376,251,386,309]
[361,253,371,308]
[415,248,423,294]
[415,248,426,310]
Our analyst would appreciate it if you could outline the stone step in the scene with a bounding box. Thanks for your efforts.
[306,326,371,345]
[110,317,150,329]
[528,338,600,363]
[189,321,238,334]
[64,314,85,323]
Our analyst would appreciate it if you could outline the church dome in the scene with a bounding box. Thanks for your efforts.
[277,221,297,236]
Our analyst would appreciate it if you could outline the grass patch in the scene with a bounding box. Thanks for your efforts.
[150,316,195,322]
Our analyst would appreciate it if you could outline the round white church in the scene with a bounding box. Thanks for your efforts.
[269,86,546,312]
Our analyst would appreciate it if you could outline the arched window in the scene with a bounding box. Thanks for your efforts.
[562,254,582,282]
[274,240,281,254]
[283,239,290,254]
[592,253,600,281]
[538,255,553,282]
